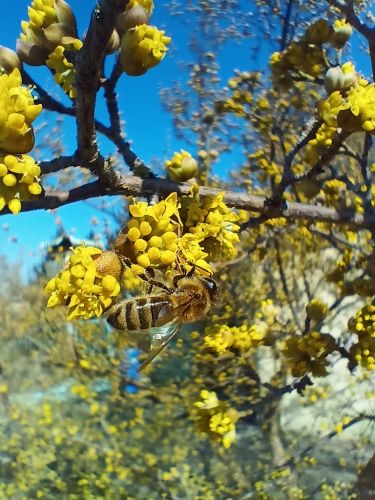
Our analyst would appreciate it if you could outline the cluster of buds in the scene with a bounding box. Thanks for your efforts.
[270,19,352,90]
[17,0,81,66]
[165,150,198,182]
[114,0,170,76]
[114,193,181,269]
[282,331,336,377]
[0,154,42,214]
[348,304,375,370]
[193,390,238,448]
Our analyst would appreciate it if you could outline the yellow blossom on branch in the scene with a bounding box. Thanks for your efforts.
[0,68,42,154]
[0,154,42,214]
[45,246,122,320]
[193,390,238,448]
[185,192,240,261]
[46,44,81,98]
[120,24,171,76]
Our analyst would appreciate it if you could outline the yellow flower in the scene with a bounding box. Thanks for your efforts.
[45,246,122,320]
[119,193,182,270]
[120,24,171,76]
[19,0,80,55]
[46,45,81,98]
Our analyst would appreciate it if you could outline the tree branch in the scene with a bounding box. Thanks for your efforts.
[3,174,373,229]
[74,0,129,182]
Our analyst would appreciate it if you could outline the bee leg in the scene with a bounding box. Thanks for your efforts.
[141,266,174,294]
[172,265,196,287]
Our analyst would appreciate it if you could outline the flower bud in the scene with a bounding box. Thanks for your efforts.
[0,46,21,74]
[16,39,49,66]
[324,65,357,94]
[306,299,328,322]
[165,150,198,182]
[116,6,150,34]
[331,20,353,49]
[120,24,171,76]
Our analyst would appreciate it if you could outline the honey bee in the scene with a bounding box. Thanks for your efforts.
[106,270,217,370]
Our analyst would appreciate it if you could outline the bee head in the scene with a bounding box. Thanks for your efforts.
[202,276,217,300]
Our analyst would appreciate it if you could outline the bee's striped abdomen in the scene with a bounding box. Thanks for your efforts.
[107,295,171,331]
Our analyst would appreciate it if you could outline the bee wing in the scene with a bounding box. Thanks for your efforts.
[155,302,189,327]
[138,322,180,371]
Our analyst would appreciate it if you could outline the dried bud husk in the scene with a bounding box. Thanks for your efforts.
[0,128,35,155]
[116,6,150,34]
[54,0,78,34]
[106,29,120,54]
[95,251,124,281]
[0,46,21,73]
[114,231,137,262]
[43,22,77,46]
[16,39,49,66]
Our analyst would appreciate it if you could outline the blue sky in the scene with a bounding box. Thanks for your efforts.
[0,2,371,279]
[0,1,256,279]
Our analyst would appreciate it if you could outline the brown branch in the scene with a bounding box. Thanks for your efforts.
[3,174,373,229]
[40,155,81,174]
[74,0,129,182]
[333,0,375,80]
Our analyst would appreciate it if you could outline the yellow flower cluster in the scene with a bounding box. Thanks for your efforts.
[185,192,240,262]
[0,154,42,214]
[120,24,171,76]
[116,191,240,273]
[283,331,336,377]
[124,193,181,269]
[46,45,80,98]
[318,76,375,133]
[0,68,42,153]
[203,323,265,355]
[45,246,122,320]
[19,0,81,96]
[19,0,81,65]
[165,150,198,182]
[303,123,336,165]
[193,390,238,448]
[348,305,375,370]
